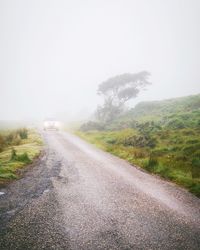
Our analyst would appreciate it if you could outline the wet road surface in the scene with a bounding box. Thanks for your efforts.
[0,131,200,249]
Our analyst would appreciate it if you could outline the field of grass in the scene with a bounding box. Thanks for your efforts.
[77,94,200,197]
[0,128,43,186]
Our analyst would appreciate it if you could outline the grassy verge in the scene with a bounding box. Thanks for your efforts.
[76,128,200,197]
[0,129,43,187]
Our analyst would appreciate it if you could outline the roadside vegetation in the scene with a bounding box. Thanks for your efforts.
[78,92,200,197]
[0,128,43,186]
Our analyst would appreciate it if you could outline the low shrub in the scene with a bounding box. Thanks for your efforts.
[144,154,158,172]
[182,143,200,155]
[0,128,28,149]
[175,155,188,161]
[186,139,199,144]
[12,134,21,145]
[182,130,195,136]
[189,182,200,197]
[104,137,117,144]
[0,135,6,152]
[80,121,105,131]
[167,119,185,129]
[10,148,17,161]
[193,150,200,158]
[192,158,200,178]
[17,128,28,139]
[16,152,31,164]
[160,130,170,139]
[5,131,21,146]
[10,149,31,164]
[154,164,171,179]
[133,149,147,158]
[123,134,157,148]
[148,156,158,167]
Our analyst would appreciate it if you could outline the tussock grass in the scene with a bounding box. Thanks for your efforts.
[76,127,200,197]
[0,129,43,186]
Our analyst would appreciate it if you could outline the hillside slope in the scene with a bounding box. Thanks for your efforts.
[78,94,200,196]
[108,94,200,130]
[131,93,200,118]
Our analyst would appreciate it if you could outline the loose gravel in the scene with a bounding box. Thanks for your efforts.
[0,131,200,250]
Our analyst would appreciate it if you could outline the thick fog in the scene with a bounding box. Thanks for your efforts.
[0,0,200,121]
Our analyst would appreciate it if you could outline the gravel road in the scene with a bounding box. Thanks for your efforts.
[0,131,200,250]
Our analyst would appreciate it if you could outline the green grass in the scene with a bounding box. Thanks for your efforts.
[77,94,200,197]
[77,129,200,197]
[0,129,43,186]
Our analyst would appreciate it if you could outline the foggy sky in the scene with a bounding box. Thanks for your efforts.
[0,0,200,121]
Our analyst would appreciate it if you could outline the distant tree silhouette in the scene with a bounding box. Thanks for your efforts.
[96,71,151,122]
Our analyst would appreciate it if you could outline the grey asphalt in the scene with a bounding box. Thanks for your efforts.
[0,131,200,250]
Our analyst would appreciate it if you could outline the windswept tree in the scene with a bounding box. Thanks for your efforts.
[96,71,151,122]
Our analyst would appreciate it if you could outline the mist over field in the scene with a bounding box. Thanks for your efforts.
[0,0,200,122]
[1,2,200,248]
